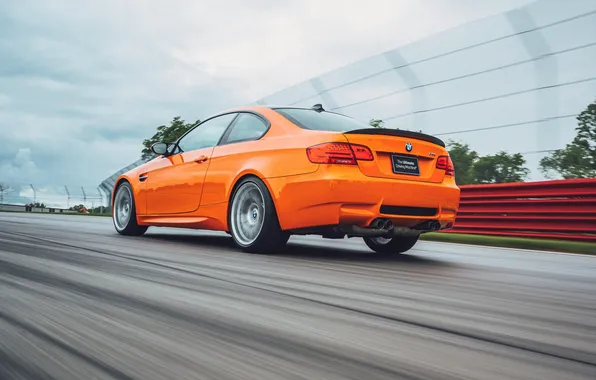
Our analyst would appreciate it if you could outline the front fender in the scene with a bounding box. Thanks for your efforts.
[112,173,146,216]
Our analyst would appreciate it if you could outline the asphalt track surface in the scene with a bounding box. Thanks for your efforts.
[1,213,595,380]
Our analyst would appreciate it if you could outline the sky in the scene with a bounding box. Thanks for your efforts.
[0,0,533,206]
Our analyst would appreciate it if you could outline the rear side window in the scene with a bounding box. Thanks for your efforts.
[221,113,269,144]
[274,108,369,132]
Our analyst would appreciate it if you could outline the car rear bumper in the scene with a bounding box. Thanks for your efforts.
[266,166,460,232]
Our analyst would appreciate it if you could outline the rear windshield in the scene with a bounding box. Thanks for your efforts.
[273,108,370,132]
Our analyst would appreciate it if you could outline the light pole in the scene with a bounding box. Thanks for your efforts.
[30,184,36,205]
[65,185,71,209]
[0,184,11,205]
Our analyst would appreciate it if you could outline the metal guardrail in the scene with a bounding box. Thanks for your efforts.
[446,178,596,242]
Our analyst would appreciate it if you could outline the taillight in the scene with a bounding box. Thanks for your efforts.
[436,155,455,176]
[306,142,373,165]
[350,144,374,161]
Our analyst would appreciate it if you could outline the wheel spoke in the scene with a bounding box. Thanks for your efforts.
[231,182,265,246]
[113,185,132,231]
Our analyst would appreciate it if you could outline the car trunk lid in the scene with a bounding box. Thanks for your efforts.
[342,128,448,183]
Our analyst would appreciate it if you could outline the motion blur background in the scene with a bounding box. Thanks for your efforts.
[1,3,595,378]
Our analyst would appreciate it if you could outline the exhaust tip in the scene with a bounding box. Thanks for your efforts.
[412,220,441,232]
[370,218,383,229]
[384,219,393,230]
[370,218,394,231]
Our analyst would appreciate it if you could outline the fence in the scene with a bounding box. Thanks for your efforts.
[447,178,596,242]
[0,183,106,211]
[253,1,596,182]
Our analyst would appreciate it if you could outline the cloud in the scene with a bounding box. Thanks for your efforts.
[0,148,40,182]
[0,0,532,195]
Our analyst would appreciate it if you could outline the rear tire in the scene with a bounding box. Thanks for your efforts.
[229,177,289,253]
[363,235,419,254]
[112,181,148,236]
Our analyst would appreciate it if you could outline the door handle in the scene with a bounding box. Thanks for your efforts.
[194,155,208,163]
[139,173,148,182]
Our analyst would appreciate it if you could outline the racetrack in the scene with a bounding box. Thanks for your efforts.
[1,213,595,380]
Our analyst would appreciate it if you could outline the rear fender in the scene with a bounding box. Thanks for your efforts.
[227,169,270,201]
[224,170,283,229]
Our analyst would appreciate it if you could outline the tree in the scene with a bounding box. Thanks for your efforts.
[446,140,530,184]
[539,99,596,179]
[363,116,532,184]
[70,204,86,212]
[90,206,108,214]
[0,183,10,204]
[141,116,200,160]
[471,151,529,184]
[446,141,478,185]
[369,119,384,128]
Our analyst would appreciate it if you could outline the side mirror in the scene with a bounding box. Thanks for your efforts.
[151,142,168,155]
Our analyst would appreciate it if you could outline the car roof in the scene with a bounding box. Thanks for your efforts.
[226,105,314,112]
[204,104,349,121]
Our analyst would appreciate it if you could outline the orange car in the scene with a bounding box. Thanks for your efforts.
[112,104,460,253]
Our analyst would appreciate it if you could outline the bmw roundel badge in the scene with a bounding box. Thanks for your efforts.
[405,142,413,152]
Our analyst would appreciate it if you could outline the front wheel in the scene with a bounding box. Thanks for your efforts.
[229,177,289,253]
[363,235,419,254]
[113,182,148,236]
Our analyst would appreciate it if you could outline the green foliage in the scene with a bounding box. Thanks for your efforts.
[90,206,109,214]
[446,141,478,185]
[471,151,529,184]
[369,119,384,128]
[141,116,200,160]
[69,204,86,212]
[356,121,533,184]
[420,232,596,255]
[445,141,529,184]
[539,99,596,179]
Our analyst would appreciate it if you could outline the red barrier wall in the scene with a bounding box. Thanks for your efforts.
[445,178,596,242]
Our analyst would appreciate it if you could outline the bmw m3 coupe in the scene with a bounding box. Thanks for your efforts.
[112,104,460,253]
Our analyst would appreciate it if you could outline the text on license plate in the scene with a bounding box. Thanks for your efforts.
[391,154,420,176]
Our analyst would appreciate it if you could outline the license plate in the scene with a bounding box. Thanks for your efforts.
[391,154,420,176]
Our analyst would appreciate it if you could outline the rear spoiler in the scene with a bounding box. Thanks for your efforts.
[344,128,446,148]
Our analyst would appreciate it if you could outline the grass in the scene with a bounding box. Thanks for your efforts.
[420,232,596,255]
